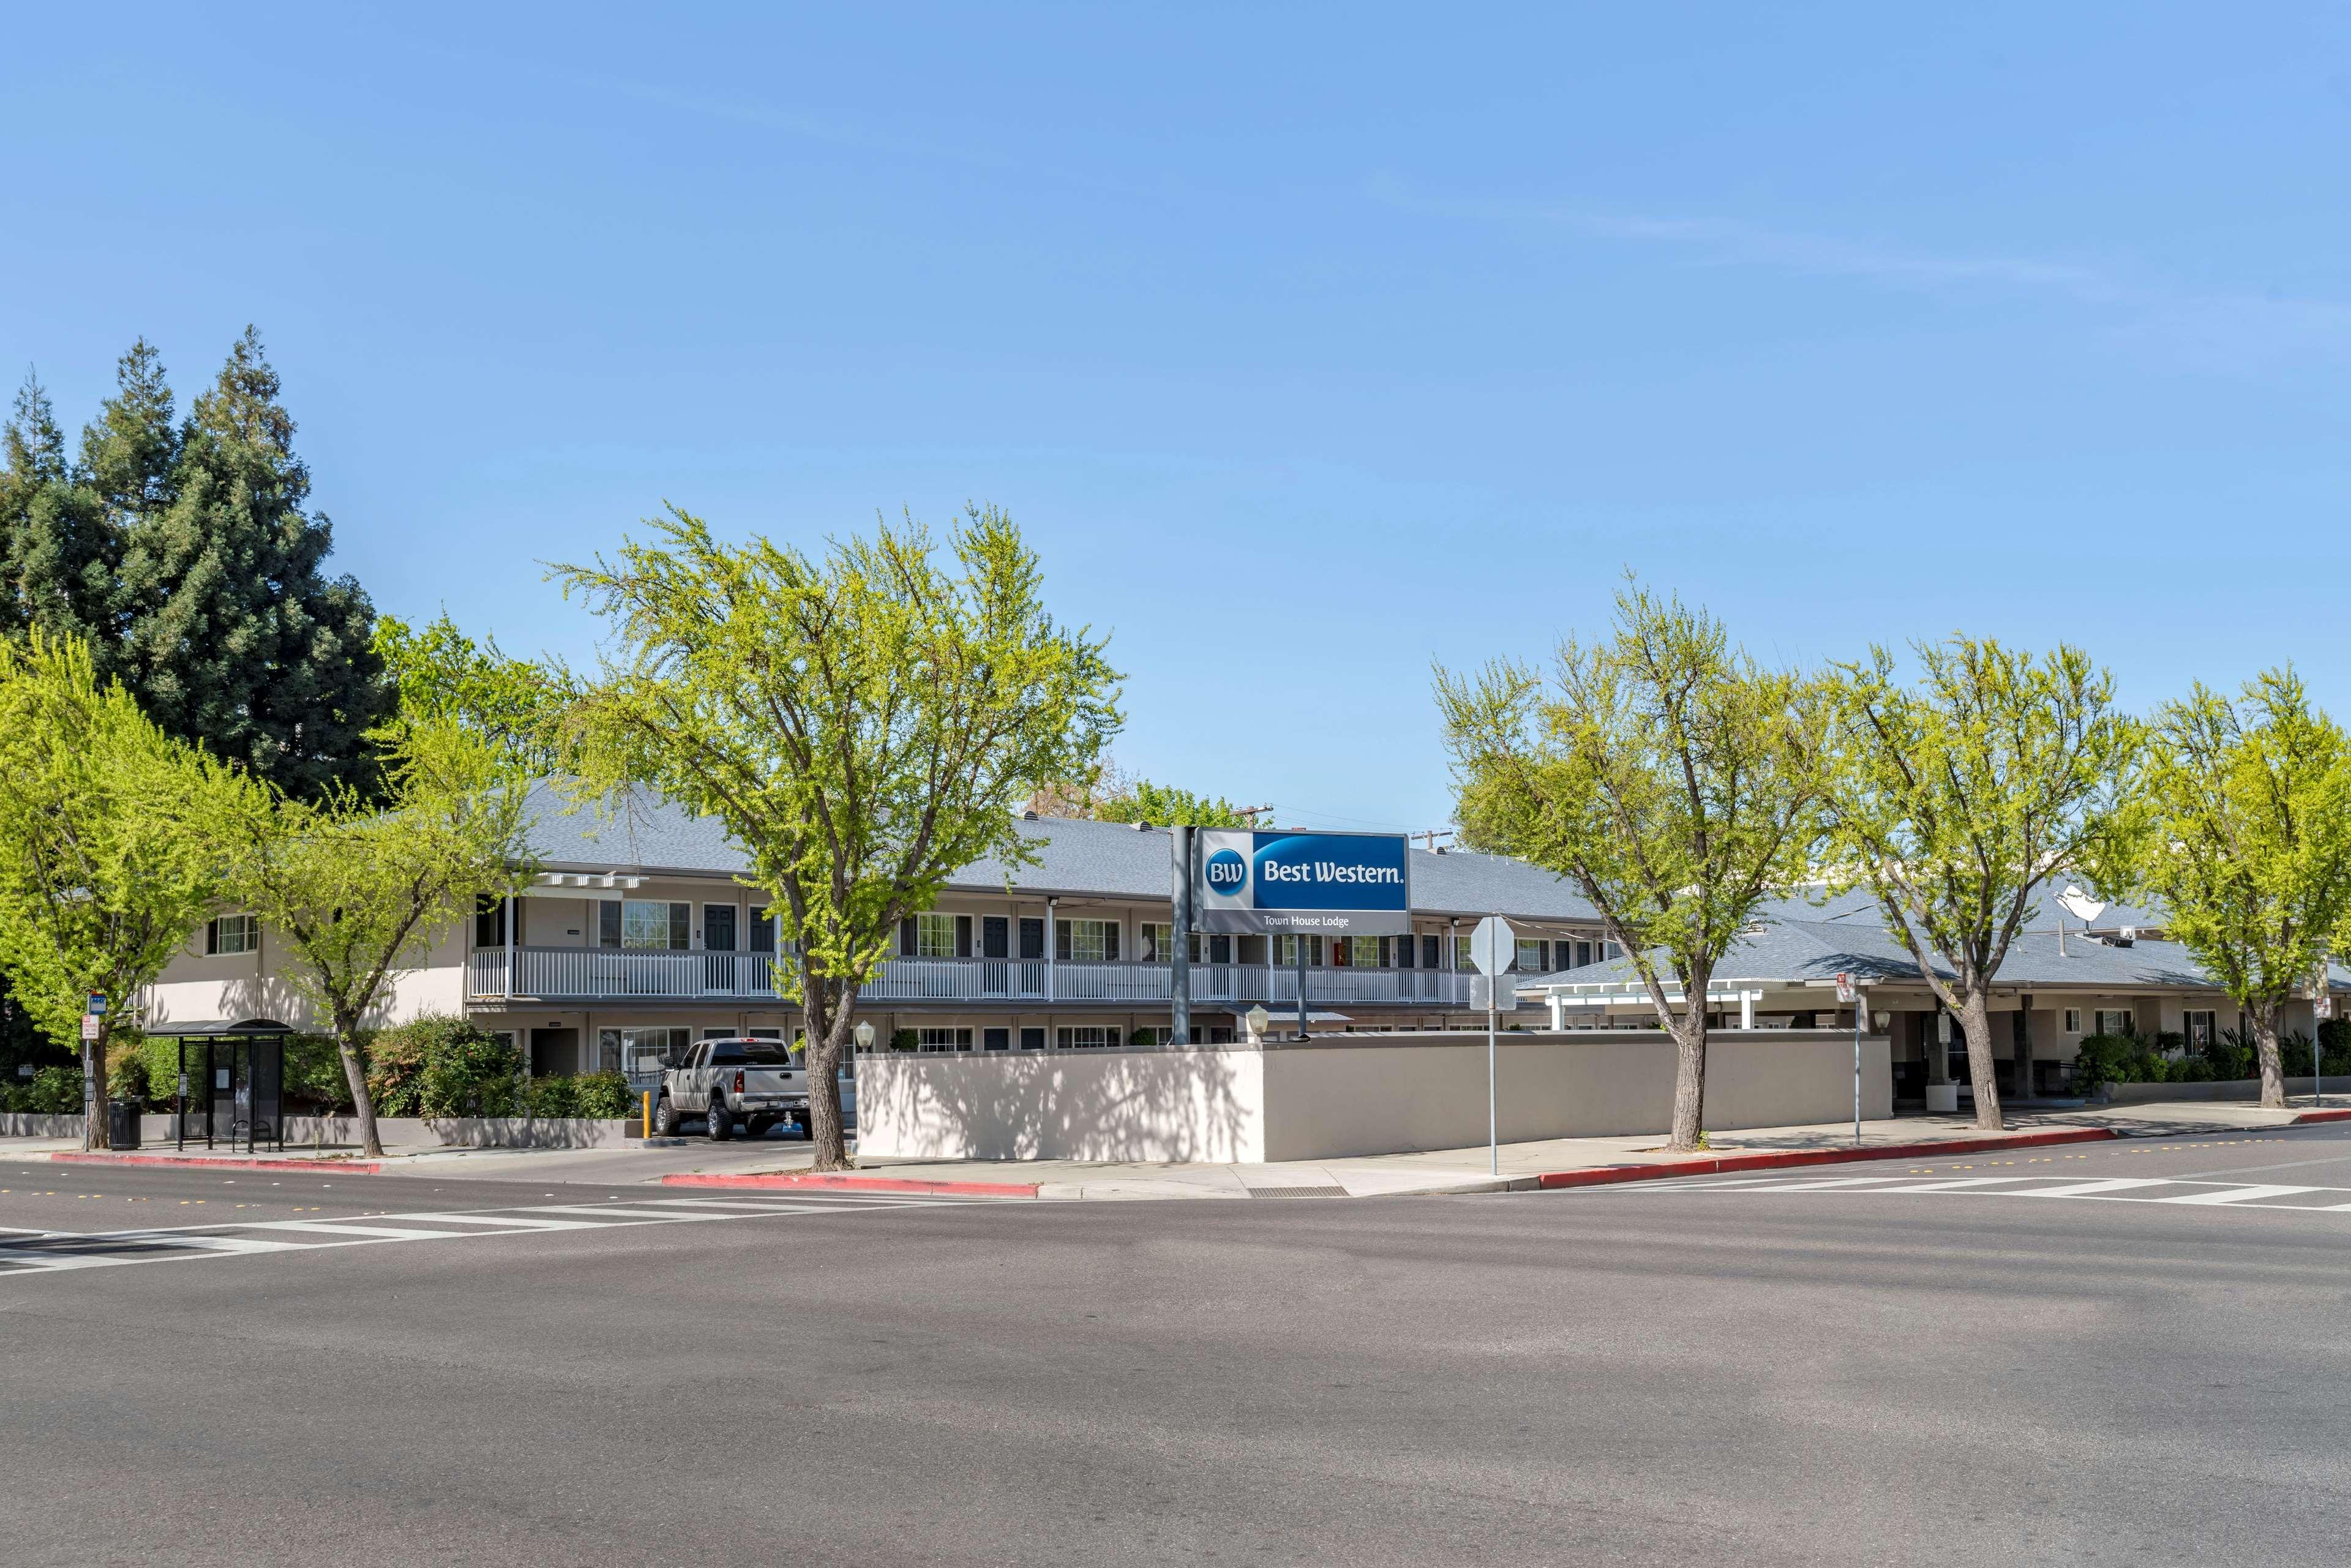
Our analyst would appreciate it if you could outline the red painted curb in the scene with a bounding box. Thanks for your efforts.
[1533,1127,2121,1190]
[659,1171,1038,1199]
[2292,1108,2351,1125]
[47,1152,383,1174]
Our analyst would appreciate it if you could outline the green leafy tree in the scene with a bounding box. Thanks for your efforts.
[0,632,239,1148]
[113,328,388,798]
[555,503,1120,1170]
[224,716,534,1156]
[374,610,568,775]
[1027,760,1254,827]
[1,372,117,653]
[1823,639,2139,1130]
[1436,581,1823,1152]
[2120,670,2351,1108]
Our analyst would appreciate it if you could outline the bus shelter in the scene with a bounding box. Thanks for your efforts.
[154,1021,290,1153]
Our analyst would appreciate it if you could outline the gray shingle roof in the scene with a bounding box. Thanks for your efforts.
[519,784,1601,921]
[1526,912,2342,996]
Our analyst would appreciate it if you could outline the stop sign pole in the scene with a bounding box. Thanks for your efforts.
[1469,915,1516,1177]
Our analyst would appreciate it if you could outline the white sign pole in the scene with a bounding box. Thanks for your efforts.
[1835,971,1859,1146]
[1469,915,1516,1179]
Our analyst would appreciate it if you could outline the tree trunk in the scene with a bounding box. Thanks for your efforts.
[1665,1013,1708,1152]
[2254,1003,2287,1110]
[1958,989,2004,1130]
[803,973,856,1172]
[337,1027,384,1158]
[82,1035,110,1152]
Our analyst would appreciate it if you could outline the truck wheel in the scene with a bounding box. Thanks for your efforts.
[654,1097,680,1137]
[707,1097,732,1141]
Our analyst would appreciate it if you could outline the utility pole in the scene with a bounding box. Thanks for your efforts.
[1170,825,1193,1050]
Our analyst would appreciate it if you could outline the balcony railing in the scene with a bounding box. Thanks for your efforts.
[466,948,1473,1008]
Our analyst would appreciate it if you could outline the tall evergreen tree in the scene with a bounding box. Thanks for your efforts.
[2,373,116,654]
[78,339,180,529]
[114,328,388,797]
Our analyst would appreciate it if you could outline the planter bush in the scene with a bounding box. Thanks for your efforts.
[519,1073,578,1118]
[570,1071,632,1120]
[2,1065,86,1115]
[370,1014,520,1118]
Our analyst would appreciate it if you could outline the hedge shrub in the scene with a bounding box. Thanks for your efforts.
[1,1065,86,1115]
[368,1014,519,1118]
[571,1071,632,1120]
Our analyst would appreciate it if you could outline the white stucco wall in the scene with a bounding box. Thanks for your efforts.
[855,1029,1892,1165]
[856,1048,1268,1162]
[143,919,470,1035]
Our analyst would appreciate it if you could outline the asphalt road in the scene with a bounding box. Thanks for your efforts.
[4,1128,2351,1566]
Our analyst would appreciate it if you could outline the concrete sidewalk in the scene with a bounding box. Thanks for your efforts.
[15,1095,2349,1197]
[696,1096,2351,1200]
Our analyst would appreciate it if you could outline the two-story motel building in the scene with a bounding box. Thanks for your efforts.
[146,785,1618,1079]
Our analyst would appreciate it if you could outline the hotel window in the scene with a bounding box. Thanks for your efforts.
[1057,918,1118,962]
[2093,1009,2134,1037]
[917,913,958,958]
[609,899,688,950]
[2183,1010,2217,1048]
[205,913,260,956]
[2062,1008,2082,1034]
[598,1025,692,1076]
[917,1026,973,1053]
[1056,1025,1116,1049]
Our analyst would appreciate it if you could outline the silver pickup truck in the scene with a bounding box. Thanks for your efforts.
[656,1038,808,1140]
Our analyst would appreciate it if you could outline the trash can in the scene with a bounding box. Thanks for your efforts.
[108,1100,142,1149]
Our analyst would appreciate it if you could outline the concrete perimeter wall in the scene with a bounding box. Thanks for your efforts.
[857,1029,1891,1164]
[0,1115,632,1149]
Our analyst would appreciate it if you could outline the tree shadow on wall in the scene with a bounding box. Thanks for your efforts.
[858,1047,1256,1164]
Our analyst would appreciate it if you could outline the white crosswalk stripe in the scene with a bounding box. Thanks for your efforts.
[0,1189,1003,1279]
[1619,1169,2351,1215]
[2154,1184,2323,1206]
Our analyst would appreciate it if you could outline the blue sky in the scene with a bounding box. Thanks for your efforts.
[7,4,2348,834]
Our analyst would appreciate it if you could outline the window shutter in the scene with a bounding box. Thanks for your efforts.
[899,918,917,956]
[1104,923,1120,961]
[956,915,972,958]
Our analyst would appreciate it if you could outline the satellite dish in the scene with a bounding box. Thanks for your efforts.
[2055,885,2107,925]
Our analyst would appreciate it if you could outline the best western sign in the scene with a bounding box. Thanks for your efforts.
[1191,830,1411,937]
